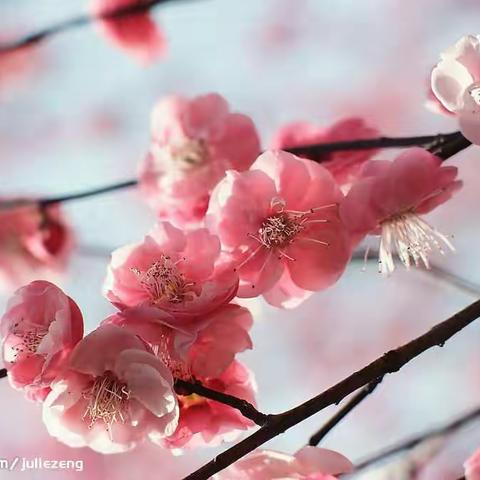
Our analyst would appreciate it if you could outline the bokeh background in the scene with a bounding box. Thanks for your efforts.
[2,1,480,478]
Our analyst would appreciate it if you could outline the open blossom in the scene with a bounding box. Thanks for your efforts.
[212,446,353,480]
[1,281,83,402]
[155,360,256,451]
[42,324,179,454]
[91,0,165,64]
[339,148,462,275]
[466,448,480,480]
[103,222,239,319]
[0,200,73,290]
[271,117,380,189]
[431,34,480,144]
[206,150,351,308]
[139,93,261,226]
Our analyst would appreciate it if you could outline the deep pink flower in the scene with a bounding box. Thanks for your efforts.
[139,93,261,225]
[91,0,165,64]
[206,150,351,308]
[212,446,353,480]
[1,281,83,402]
[104,222,239,319]
[465,448,480,480]
[155,361,256,450]
[42,324,179,454]
[271,117,380,188]
[0,200,73,290]
[339,147,462,274]
[431,34,480,144]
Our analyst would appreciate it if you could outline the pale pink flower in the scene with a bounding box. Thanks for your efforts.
[42,324,179,454]
[431,34,480,144]
[139,93,261,225]
[212,446,353,480]
[465,448,480,480]
[0,200,73,290]
[103,222,239,318]
[339,147,462,275]
[271,117,380,188]
[206,150,351,308]
[155,360,256,450]
[1,281,83,402]
[91,0,165,64]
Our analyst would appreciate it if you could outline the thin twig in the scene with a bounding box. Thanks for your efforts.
[0,369,6,379]
[175,379,268,426]
[183,298,480,479]
[308,378,382,446]
[0,0,180,54]
[353,406,480,472]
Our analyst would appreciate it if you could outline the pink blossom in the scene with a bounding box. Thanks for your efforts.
[271,117,380,188]
[431,34,480,144]
[212,446,353,480]
[206,150,351,308]
[155,361,256,450]
[339,147,462,274]
[465,448,480,480]
[0,200,73,290]
[1,281,83,402]
[139,93,261,225]
[103,222,239,318]
[42,324,179,454]
[91,0,165,64]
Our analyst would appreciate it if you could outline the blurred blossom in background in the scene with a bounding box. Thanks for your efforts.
[2,0,480,478]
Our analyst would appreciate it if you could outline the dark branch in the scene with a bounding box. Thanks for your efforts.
[0,369,6,379]
[428,131,472,160]
[183,298,480,479]
[308,378,382,446]
[354,406,480,472]
[0,0,179,54]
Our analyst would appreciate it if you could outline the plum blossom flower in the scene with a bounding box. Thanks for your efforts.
[431,34,480,144]
[212,446,353,480]
[271,117,380,189]
[91,0,165,64]
[0,200,73,290]
[465,448,480,480]
[42,324,179,454]
[339,148,462,275]
[155,360,257,451]
[103,222,239,319]
[139,93,261,226]
[206,150,351,308]
[1,281,83,402]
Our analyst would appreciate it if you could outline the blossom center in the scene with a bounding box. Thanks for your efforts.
[256,212,303,249]
[131,255,195,305]
[468,82,480,107]
[10,325,48,360]
[167,139,207,170]
[378,211,454,275]
[83,372,131,429]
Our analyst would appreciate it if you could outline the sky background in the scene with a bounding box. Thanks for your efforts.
[2,1,480,478]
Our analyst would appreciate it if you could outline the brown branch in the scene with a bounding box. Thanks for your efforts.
[0,369,6,379]
[183,298,480,479]
[308,378,382,446]
[354,406,480,472]
[174,379,268,426]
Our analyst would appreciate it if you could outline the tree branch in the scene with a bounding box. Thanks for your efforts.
[183,298,480,480]
[353,406,480,472]
[0,369,6,379]
[0,0,181,54]
[308,378,382,446]
[174,379,268,426]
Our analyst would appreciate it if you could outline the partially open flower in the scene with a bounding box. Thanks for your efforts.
[212,446,353,480]
[271,117,380,189]
[42,324,179,454]
[339,148,462,275]
[1,281,83,402]
[431,34,480,144]
[206,150,351,308]
[91,0,165,64]
[139,93,261,226]
[0,200,73,290]
[104,222,239,319]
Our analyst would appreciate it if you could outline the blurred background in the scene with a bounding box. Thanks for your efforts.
[2,0,480,478]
